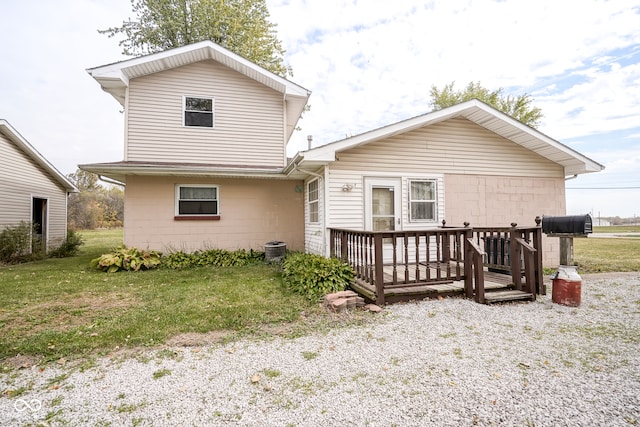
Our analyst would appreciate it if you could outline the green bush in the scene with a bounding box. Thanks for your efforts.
[49,229,85,258]
[90,246,162,273]
[162,248,264,269]
[0,221,37,263]
[282,253,354,302]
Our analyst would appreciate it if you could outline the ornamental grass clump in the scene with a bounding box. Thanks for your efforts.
[283,253,355,302]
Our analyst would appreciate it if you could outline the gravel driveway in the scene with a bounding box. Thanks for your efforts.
[2,273,639,426]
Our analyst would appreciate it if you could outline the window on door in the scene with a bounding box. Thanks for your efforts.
[372,186,395,231]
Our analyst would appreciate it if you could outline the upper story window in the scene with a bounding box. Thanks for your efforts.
[409,180,437,222]
[308,179,319,223]
[176,185,219,217]
[184,96,214,127]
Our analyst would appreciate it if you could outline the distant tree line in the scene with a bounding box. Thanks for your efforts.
[67,170,124,229]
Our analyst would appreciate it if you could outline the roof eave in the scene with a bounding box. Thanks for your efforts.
[299,100,605,175]
[78,162,300,183]
[87,41,310,111]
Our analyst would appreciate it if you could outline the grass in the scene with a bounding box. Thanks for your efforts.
[574,236,640,273]
[0,229,360,365]
[593,225,640,234]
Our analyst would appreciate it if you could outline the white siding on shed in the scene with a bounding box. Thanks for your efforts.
[0,132,68,247]
[126,61,286,167]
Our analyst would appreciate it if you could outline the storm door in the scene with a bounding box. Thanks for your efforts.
[364,178,402,262]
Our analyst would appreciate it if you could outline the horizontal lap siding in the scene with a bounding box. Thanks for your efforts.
[326,168,365,229]
[332,118,563,177]
[0,133,68,246]
[126,61,285,167]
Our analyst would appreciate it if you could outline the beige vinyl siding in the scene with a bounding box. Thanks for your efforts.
[0,133,68,247]
[325,168,365,229]
[126,60,286,167]
[304,175,325,255]
[323,169,445,230]
[332,118,564,177]
[124,175,304,252]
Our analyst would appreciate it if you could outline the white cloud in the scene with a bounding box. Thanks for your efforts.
[1,0,639,215]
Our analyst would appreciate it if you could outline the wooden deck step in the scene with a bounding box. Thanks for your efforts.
[483,290,533,304]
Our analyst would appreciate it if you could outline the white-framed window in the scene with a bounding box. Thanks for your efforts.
[409,180,437,222]
[184,96,214,127]
[175,185,219,217]
[308,179,319,223]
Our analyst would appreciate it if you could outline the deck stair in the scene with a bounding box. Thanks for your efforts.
[483,289,534,304]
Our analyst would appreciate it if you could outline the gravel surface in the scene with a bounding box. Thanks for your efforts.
[2,273,639,426]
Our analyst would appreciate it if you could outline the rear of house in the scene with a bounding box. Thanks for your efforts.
[81,41,310,252]
[295,101,604,268]
[0,120,77,251]
[81,41,603,268]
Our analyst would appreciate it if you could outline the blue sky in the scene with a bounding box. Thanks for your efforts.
[1,0,639,218]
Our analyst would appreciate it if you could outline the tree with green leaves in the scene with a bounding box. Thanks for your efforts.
[430,81,543,128]
[100,0,290,77]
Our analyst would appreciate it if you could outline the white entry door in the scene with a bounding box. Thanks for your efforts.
[365,178,402,261]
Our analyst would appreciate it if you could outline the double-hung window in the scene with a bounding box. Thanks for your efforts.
[409,180,437,222]
[308,179,319,223]
[176,185,219,218]
[184,96,214,127]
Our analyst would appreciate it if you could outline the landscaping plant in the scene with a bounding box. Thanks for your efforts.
[283,253,355,302]
[90,246,162,272]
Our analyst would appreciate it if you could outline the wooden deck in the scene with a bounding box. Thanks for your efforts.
[352,265,528,304]
[331,222,544,305]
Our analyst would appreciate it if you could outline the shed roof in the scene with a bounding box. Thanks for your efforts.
[0,120,78,192]
[297,100,605,176]
[87,40,311,141]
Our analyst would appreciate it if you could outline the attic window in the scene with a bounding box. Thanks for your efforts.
[184,96,214,127]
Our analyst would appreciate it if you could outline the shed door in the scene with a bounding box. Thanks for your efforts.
[32,197,48,253]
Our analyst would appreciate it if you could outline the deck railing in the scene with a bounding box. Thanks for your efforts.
[467,220,544,297]
[329,219,543,305]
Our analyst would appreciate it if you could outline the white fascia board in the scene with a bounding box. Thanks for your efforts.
[87,41,309,104]
[0,120,78,192]
[302,99,604,175]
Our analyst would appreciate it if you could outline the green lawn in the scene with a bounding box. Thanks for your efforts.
[0,229,350,365]
[593,225,640,233]
[574,236,640,273]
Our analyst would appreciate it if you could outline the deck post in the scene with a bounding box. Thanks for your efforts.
[373,233,385,305]
[463,225,473,298]
[340,230,348,263]
[534,216,545,294]
[510,223,523,291]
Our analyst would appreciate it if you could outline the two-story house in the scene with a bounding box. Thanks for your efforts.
[81,40,604,268]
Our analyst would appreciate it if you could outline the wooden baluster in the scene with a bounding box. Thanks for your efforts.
[404,233,410,283]
[415,233,421,283]
[435,232,442,280]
